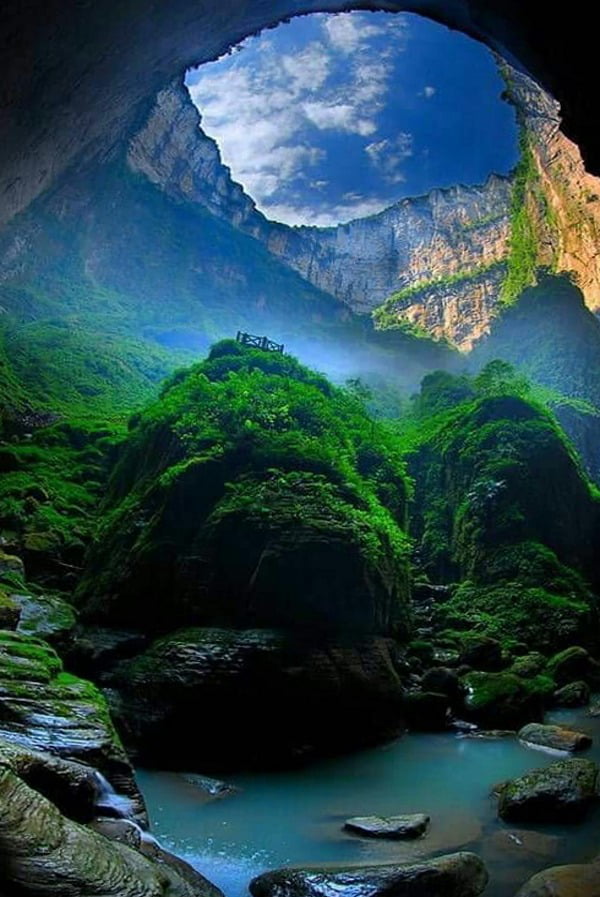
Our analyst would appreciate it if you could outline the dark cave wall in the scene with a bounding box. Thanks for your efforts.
[0,0,598,229]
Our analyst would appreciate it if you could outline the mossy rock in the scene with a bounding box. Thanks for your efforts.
[0,550,24,580]
[77,348,410,638]
[510,652,547,678]
[457,634,505,671]
[462,670,554,728]
[553,681,591,708]
[12,590,77,649]
[496,758,599,822]
[0,588,20,630]
[0,630,143,815]
[403,691,450,731]
[546,646,598,686]
[0,742,223,897]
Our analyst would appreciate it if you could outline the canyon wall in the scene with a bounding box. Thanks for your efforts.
[128,68,600,351]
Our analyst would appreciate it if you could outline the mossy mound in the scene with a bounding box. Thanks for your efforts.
[78,343,411,637]
[0,419,123,588]
[408,381,600,653]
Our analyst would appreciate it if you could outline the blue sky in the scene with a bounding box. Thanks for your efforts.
[186,12,518,227]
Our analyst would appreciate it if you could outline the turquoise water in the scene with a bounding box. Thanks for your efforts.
[137,707,600,897]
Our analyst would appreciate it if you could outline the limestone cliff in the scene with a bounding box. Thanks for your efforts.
[127,72,600,351]
[128,83,513,350]
[503,65,600,314]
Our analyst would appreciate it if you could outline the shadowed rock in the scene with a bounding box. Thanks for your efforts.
[515,862,600,896]
[249,852,488,897]
[0,747,223,897]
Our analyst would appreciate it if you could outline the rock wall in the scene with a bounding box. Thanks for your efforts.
[506,67,600,314]
[128,83,514,350]
[129,68,600,351]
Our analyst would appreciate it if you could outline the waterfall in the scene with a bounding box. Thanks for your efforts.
[92,770,137,820]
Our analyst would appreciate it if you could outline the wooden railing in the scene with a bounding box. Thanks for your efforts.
[236,331,285,354]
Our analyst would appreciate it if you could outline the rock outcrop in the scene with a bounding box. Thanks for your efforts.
[0,739,222,897]
[127,68,600,352]
[0,629,144,818]
[105,627,405,767]
[75,343,411,765]
[495,758,599,822]
[249,853,489,897]
[128,82,513,351]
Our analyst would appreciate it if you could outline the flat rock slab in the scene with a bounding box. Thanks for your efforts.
[344,814,430,839]
[515,862,600,896]
[519,723,592,753]
[496,758,598,822]
[250,851,488,897]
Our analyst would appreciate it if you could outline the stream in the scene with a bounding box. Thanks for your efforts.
[137,706,600,897]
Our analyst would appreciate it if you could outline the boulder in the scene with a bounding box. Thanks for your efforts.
[518,723,592,753]
[515,863,600,896]
[510,653,546,678]
[108,627,405,767]
[0,749,223,897]
[546,647,594,686]
[67,625,149,680]
[421,667,463,702]
[495,758,598,822]
[0,629,145,820]
[344,814,430,839]
[458,636,504,672]
[0,550,24,580]
[553,680,590,707]
[13,590,77,649]
[249,852,488,897]
[403,691,450,731]
[461,671,553,728]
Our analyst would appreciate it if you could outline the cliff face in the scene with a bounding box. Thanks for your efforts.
[505,67,600,314]
[265,176,512,316]
[129,84,513,349]
[129,72,600,351]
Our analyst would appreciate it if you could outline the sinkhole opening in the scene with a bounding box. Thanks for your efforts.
[184,11,520,227]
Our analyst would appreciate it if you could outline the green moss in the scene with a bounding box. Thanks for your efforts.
[0,630,62,682]
[464,670,554,711]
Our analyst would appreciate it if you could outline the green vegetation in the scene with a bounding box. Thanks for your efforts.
[77,340,412,636]
[473,273,600,483]
[0,419,124,585]
[499,129,540,305]
[397,362,600,652]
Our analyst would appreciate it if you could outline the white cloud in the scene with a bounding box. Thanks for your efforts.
[302,101,376,136]
[186,11,412,225]
[322,14,383,54]
[422,85,436,98]
[365,133,413,183]
[262,196,392,228]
